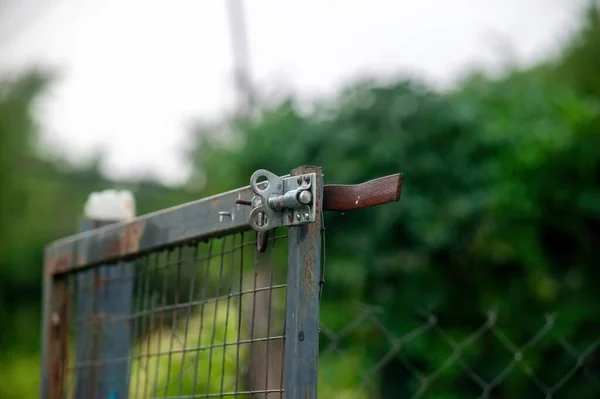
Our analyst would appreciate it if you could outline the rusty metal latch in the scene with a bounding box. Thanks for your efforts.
[243,168,403,234]
[322,173,403,212]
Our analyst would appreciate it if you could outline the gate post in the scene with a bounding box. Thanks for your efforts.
[75,190,135,399]
[284,166,323,399]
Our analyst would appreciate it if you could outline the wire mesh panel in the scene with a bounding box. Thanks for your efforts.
[41,166,329,399]
[57,231,289,399]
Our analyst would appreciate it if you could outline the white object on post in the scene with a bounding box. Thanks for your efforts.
[83,189,136,221]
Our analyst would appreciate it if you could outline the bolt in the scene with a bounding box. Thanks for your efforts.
[257,212,265,227]
[298,190,312,205]
[304,212,310,220]
[296,212,301,221]
[51,312,60,327]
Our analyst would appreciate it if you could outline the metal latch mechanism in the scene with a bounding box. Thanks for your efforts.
[239,167,403,250]
[248,169,317,232]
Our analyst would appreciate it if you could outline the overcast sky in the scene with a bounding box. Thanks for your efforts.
[1,0,587,185]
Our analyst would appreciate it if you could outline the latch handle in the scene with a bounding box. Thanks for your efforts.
[323,173,403,212]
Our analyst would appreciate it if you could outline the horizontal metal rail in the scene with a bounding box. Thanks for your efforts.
[45,184,257,276]
[45,170,403,277]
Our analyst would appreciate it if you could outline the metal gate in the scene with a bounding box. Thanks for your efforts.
[40,165,403,399]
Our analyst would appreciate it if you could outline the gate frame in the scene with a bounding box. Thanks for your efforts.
[40,165,401,399]
[40,166,324,399]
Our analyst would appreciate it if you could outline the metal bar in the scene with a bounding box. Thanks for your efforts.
[47,275,70,399]
[323,173,403,212]
[74,219,134,399]
[74,220,100,399]
[46,184,259,276]
[98,260,134,397]
[284,165,323,399]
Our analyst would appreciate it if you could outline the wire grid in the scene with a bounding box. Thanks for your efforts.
[319,304,600,398]
[61,231,288,399]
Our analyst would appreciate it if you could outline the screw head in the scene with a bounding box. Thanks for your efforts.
[304,175,310,184]
[298,190,312,205]
[296,176,303,184]
[296,212,301,221]
[304,212,310,220]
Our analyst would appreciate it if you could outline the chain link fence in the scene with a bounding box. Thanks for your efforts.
[319,304,599,398]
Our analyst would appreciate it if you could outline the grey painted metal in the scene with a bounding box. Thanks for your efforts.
[248,169,316,232]
[284,166,323,399]
[97,262,133,398]
[74,219,133,399]
[45,183,263,275]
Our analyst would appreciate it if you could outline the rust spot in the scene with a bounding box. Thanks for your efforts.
[51,312,60,327]
[120,222,145,255]
[257,231,269,253]
[303,250,315,287]
[94,275,104,290]
[47,253,73,275]
[48,279,70,399]
[105,236,121,258]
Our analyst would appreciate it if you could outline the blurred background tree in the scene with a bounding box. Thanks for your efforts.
[0,71,196,397]
[188,4,600,397]
[0,3,599,398]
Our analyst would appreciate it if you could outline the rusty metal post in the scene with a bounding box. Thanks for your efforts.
[41,247,73,399]
[284,166,323,399]
[75,218,133,399]
[47,275,70,399]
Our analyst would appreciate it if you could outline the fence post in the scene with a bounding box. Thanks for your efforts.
[40,263,70,399]
[284,166,323,399]
[74,191,135,399]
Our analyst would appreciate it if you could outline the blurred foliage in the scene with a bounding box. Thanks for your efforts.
[0,4,599,398]
[129,304,246,398]
[0,72,196,398]
[189,5,600,397]
[553,3,600,98]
